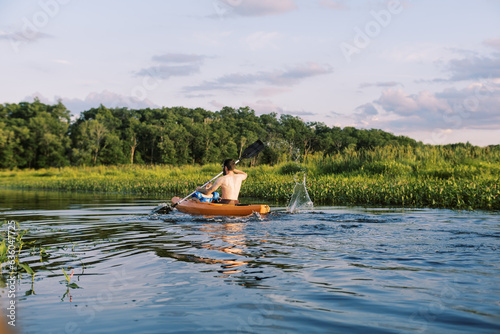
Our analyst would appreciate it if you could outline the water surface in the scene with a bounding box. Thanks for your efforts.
[0,189,499,333]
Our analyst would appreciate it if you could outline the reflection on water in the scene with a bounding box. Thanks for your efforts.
[0,189,499,334]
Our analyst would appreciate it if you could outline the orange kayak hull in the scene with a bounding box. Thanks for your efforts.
[171,197,270,216]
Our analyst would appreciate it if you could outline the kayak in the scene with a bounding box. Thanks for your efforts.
[171,197,270,216]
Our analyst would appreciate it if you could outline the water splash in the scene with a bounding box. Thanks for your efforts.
[287,175,313,213]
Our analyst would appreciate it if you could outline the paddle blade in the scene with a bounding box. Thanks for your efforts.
[241,140,265,159]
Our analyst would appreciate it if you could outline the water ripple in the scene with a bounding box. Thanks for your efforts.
[1,191,499,333]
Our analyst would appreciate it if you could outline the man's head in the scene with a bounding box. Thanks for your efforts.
[223,159,235,175]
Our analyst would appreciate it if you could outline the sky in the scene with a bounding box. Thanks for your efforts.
[1,0,499,146]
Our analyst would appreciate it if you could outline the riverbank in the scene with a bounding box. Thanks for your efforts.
[1,157,499,210]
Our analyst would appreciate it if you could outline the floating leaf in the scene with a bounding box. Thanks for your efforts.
[19,262,34,275]
[62,268,70,282]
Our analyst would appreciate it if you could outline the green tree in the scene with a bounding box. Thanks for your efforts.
[1,100,425,169]
[73,119,108,165]
[0,99,70,168]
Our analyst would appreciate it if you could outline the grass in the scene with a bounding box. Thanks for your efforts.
[0,145,499,210]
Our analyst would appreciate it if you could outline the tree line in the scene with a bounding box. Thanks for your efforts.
[0,99,422,169]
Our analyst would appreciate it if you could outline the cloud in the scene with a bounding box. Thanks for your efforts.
[24,90,158,116]
[377,89,451,116]
[185,81,242,94]
[483,38,500,51]
[242,99,315,117]
[213,0,297,18]
[184,63,332,94]
[358,81,402,89]
[152,53,208,63]
[136,53,208,80]
[206,99,314,119]
[434,83,500,129]
[445,53,500,81]
[0,30,52,43]
[136,65,200,80]
[282,109,316,117]
[355,103,378,116]
[185,93,216,99]
[428,48,500,83]
[356,82,500,132]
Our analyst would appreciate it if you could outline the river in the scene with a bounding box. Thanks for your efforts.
[0,189,499,333]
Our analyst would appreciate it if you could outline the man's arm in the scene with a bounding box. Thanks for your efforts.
[197,178,222,195]
[233,169,247,179]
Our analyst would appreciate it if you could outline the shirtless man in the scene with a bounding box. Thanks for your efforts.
[196,159,247,204]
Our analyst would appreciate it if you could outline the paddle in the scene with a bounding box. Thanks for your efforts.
[156,139,265,214]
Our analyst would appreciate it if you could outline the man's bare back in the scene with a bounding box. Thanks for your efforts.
[196,160,247,202]
[211,171,247,200]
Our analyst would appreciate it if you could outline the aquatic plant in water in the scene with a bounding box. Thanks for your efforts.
[61,268,79,302]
